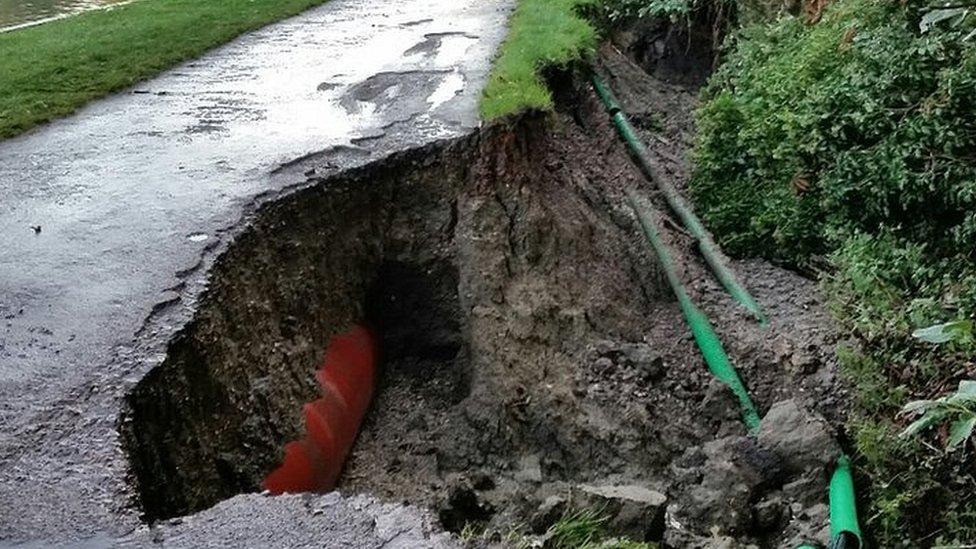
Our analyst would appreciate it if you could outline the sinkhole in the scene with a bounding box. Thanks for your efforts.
[121,136,472,521]
[116,58,846,548]
[120,102,675,537]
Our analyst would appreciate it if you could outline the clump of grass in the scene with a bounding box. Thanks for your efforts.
[458,521,489,543]
[547,508,608,548]
[544,509,658,549]
[479,0,598,120]
[0,0,330,139]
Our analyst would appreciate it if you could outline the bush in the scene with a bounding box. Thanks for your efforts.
[693,0,976,269]
[602,0,698,21]
[692,0,976,543]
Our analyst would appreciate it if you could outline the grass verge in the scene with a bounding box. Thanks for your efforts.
[479,0,598,120]
[0,0,329,139]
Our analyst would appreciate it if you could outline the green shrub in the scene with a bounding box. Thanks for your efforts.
[602,0,698,21]
[693,0,976,268]
[692,0,976,543]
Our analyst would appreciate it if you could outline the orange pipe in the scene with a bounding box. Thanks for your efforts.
[263,325,377,494]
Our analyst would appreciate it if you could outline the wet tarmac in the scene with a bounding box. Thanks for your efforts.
[0,0,510,545]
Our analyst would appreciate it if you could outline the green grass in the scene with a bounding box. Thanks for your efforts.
[465,508,657,549]
[545,509,658,549]
[547,508,608,548]
[479,0,598,120]
[0,0,329,139]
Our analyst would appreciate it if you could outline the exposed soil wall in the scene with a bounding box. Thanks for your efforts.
[121,85,668,520]
[339,81,673,521]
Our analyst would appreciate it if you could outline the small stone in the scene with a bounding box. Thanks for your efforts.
[592,339,615,357]
[514,454,543,483]
[788,348,820,375]
[593,357,614,375]
[627,345,664,381]
[701,378,738,421]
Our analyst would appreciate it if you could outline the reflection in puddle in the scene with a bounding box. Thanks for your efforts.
[402,32,479,66]
[428,71,465,110]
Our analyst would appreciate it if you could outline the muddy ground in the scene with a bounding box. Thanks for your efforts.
[114,39,853,548]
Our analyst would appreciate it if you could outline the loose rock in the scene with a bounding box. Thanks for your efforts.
[572,483,667,541]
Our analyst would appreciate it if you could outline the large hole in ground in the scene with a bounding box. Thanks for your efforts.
[121,73,840,547]
[121,94,695,537]
[121,135,470,520]
[121,98,675,527]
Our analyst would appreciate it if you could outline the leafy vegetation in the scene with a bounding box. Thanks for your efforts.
[691,0,976,543]
[480,0,598,119]
[0,0,329,139]
[602,0,698,21]
[900,379,976,450]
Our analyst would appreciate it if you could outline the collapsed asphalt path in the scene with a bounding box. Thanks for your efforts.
[0,0,510,545]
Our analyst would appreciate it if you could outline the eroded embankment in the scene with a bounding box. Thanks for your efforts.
[121,71,847,548]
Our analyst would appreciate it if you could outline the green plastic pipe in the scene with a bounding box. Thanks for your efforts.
[627,190,761,432]
[591,74,622,115]
[829,455,863,549]
[592,74,767,326]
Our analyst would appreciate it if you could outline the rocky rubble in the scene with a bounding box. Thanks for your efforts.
[666,399,839,547]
